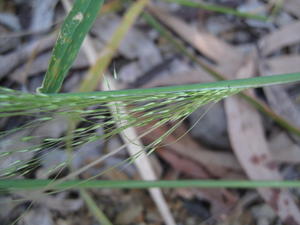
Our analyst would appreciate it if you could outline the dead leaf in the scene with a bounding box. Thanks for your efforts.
[263,85,300,128]
[284,0,300,18]
[10,51,89,83]
[157,148,211,178]
[259,21,300,56]
[140,67,214,88]
[137,121,243,177]
[269,132,300,163]
[265,55,300,75]
[0,26,20,53]
[259,56,300,141]
[0,34,56,80]
[224,55,300,224]
[91,13,162,71]
[147,5,241,65]
[147,4,246,80]
[30,0,58,33]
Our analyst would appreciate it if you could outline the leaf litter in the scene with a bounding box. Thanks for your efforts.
[1,0,300,225]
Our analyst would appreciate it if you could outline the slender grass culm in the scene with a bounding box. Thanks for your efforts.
[1,0,300,224]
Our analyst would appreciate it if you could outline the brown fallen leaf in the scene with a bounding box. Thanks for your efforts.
[284,0,300,18]
[259,55,300,142]
[0,26,20,54]
[269,131,300,163]
[140,68,215,88]
[91,13,162,71]
[147,4,245,80]
[10,51,90,83]
[157,148,211,179]
[147,4,241,65]
[137,121,243,178]
[224,55,300,224]
[0,33,56,80]
[259,21,300,56]
[265,55,300,75]
[262,84,300,130]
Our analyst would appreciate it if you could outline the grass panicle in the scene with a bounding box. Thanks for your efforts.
[1,72,300,179]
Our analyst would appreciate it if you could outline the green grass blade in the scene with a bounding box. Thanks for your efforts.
[80,190,114,225]
[162,0,268,21]
[2,179,300,190]
[38,0,104,94]
[53,72,300,98]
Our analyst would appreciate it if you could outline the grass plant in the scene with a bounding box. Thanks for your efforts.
[1,0,300,189]
[1,0,300,223]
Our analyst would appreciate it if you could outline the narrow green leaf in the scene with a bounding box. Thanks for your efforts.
[2,179,300,190]
[80,190,114,225]
[38,0,104,94]
[58,72,300,98]
[162,0,268,21]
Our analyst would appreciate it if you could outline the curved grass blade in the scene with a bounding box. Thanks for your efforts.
[38,0,104,94]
